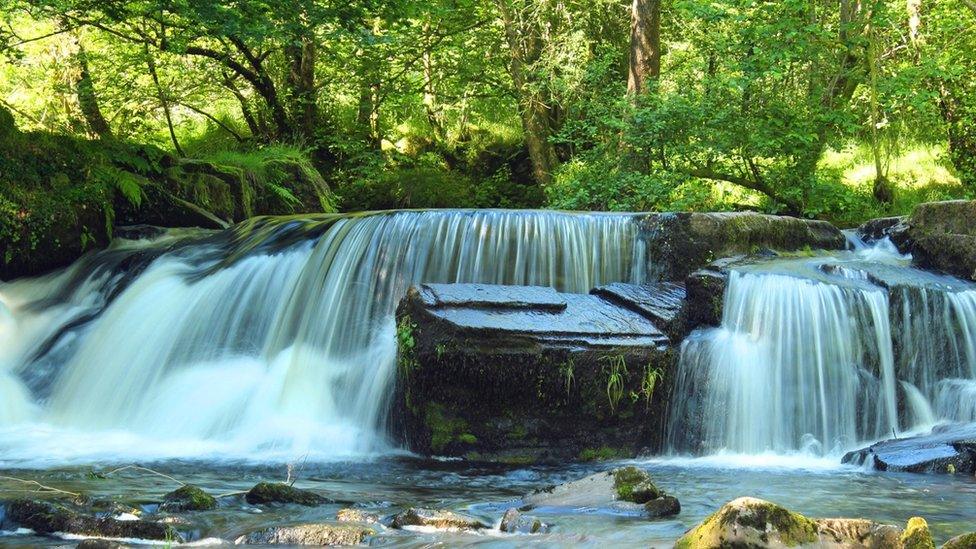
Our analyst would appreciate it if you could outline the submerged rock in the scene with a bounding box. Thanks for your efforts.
[499,508,548,534]
[641,211,846,281]
[336,508,381,524]
[234,523,374,545]
[675,497,906,549]
[76,540,128,549]
[394,282,678,462]
[391,508,487,530]
[160,484,217,512]
[245,482,328,506]
[5,499,180,542]
[523,466,679,519]
[841,423,976,474]
[858,215,911,250]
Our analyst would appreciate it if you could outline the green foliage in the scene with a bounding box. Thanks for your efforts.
[601,354,628,414]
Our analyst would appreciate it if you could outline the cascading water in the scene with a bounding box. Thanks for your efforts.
[0,210,646,464]
[667,240,976,458]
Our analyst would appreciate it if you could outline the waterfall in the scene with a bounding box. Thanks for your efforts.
[667,245,976,457]
[0,210,645,463]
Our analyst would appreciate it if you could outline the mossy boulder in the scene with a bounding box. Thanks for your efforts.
[900,517,935,549]
[393,282,678,463]
[160,484,217,512]
[943,532,976,549]
[675,497,907,549]
[641,211,846,281]
[522,467,678,519]
[5,499,181,542]
[234,523,374,545]
[391,508,487,530]
[907,200,976,280]
[675,497,818,548]
[245,482,328,506]
[336,508,381,524]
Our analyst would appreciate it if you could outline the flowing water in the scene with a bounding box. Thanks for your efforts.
[4,210,976,546]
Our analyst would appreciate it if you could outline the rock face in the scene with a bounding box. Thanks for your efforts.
[906,200,976,280]
[234,523,374,545]
[675,497,903,549]
[842,423,976,474]
[522,466,679,519]
[393,282,679,462]
[160,484,217,512]
[391,508,487,530]
[245,482,328,506]
[640,212,846,280]
[4,499,181,542]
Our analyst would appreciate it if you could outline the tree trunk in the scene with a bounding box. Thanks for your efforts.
[496,0,559,187]
[627,0,661,95]
[65,29,112,139]
[286,36,318,142]
[147,46,184,157]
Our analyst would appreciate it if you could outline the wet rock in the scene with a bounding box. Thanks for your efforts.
[943,532,976,549]
[394,283,677,462]
[499,508,548,534]
[675,497,903,549]
[160,484,217,512]
[5,499,180,542]
[901,517,935,549]
[685,267,727,329]
[234,523,374,545]
[858,215,911,250]
[336,508,381,524]
[590,282,688,341]
[643,495,681,518]
[391,508,487,530]
[841,423,976,474]
[76,540,128,549]
[907,200,976,280]
[245,482,328,506]
[640,211,846,281]
[523,467,678,519]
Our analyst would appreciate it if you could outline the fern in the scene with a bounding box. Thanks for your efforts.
[93,165,145,207]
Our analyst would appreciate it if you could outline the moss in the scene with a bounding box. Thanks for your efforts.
[943,532,976,549]
[900,517,935,549]
[425,403,472,453]
[161,484,217,511]
[612,466,660,503]
[676,498,818,548]
[578,446,625,462]
[244,482,327,506]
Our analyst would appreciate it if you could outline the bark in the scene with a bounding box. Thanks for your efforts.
[286,36,318,142]
[146,47,184,157]
[65,29,112,139]
[627,0,661,95]
[422,21,446,142]
[496,0,560,187]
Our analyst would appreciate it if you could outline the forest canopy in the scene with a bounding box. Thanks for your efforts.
[1,0,974,227]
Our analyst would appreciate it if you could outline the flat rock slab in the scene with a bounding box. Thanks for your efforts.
[842,423,976,473]
[413,282,669,349]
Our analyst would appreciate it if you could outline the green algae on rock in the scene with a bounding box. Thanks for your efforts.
[245,482,328,506]
[160,484,217,512]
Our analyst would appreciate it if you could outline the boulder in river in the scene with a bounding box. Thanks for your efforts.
[245,482,328,506]
[234,523,374,545]
[160,484,217,512]
[640,211,846,280]
[393,282,679,462]
[906,200,976,280]
[5,499,181,542]
[391,507,487,530]
[522,466,679,519]
[944,532,976,549]
[900,517,935,549]
[76,540,128,549]
[675,497,902,549]
[499,508,548,534]
[841,423,976,474]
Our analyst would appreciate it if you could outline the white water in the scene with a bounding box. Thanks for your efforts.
[0,210,645,465]
[667,240,976,458]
